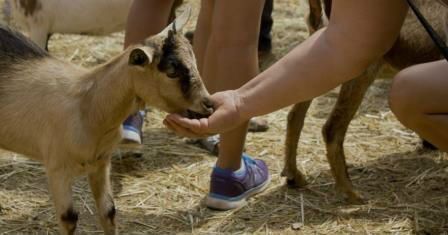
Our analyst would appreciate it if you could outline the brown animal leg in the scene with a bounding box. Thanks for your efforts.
[282,100,312,187]
[47,171,77,235]
[88,158,116,235]
[307,0,324,34]
[322,63,380,204]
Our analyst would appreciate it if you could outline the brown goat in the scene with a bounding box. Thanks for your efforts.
[282,0,446,204]
[0,8,212,235]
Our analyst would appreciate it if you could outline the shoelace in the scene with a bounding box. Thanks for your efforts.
[242,155,264,182]
[242,155,256,166]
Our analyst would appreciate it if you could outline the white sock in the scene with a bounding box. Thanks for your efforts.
[233,159,246,177]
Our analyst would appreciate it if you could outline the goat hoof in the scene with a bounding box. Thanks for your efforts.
[282,170,308,188]
[421,139,438,151]
[343,191,365,205]
[286,178,307,187]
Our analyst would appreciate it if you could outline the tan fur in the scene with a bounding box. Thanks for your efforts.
[17,0,42,17]
[0,9,210,234]
[283,0,446,204]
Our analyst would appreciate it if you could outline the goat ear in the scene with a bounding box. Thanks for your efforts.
[128,47,154,66]
[158,5,191,37]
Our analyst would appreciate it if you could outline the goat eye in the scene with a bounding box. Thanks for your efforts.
[167,72,179,78]
[164,61,180,78]
[166,67,179,78]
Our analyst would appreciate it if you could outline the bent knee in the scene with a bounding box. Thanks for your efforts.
[389,67,423,120]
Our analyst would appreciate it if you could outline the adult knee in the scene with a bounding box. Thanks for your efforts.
[389,67,421,125]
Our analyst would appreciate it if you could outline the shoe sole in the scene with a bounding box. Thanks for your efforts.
[120,128,142,150]
[205,175,271,211]
[118,140,143,151]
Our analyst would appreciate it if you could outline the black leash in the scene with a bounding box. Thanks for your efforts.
[406,0,448,61]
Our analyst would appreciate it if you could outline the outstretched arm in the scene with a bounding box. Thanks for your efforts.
[165,0,408,137]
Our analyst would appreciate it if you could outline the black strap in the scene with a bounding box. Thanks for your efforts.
[406,0,448,61]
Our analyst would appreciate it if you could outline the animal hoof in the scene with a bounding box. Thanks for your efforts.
[282,170,308,188]
[345,191,365,205]
[422,139,438,151]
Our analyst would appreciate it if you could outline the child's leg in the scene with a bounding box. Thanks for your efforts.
[193,0,215,74]
[124,0,175,47]
[203,0,266,170]
[192,0,269,155]
[121,0,175,147]
[196,0,269,210]
[390,60,448,152]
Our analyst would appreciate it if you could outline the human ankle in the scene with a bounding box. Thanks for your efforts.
[216,158,241,172]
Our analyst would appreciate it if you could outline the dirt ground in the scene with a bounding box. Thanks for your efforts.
[0,0,448,234]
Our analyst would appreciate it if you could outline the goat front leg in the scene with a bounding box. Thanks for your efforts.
[88,158,116,235]
[322,63,380,204]
[47,170,77,235]
[282,100,312,187]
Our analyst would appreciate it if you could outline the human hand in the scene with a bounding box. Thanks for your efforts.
[163,90,249,138]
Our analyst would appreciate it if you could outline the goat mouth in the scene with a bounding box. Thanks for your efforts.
[185,109,211,119]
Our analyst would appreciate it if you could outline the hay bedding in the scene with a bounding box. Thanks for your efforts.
[0,0,447,234]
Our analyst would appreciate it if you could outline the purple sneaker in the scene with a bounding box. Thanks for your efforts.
[121,110,145,149]
[206,154,270,210]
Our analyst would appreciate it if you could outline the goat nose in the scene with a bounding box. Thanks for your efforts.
[201,97,215,114]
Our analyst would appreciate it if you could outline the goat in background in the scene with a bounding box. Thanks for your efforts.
[282,0,446,204]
